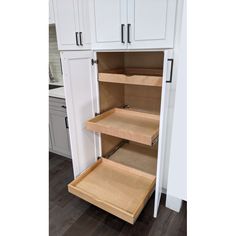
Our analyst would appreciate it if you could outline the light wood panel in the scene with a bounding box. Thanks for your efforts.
[109,142,157,175]
[125,85,162,115]
[68,158,156,224]
[97,52,124,72]
[125,67,163,76]
[124,52,164,69]
[86,108,160,146]
[99,73,162,87]
[99,82,124,113]
[101,134,123,156]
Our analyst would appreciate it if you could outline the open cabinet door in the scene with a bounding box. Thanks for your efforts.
[154,50,174,217]
[61,51,99,177]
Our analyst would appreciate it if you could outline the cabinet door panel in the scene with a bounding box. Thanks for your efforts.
[154,50,174,217]
[128,0,177,49]
[75,0,91,49]
[49,110,71,156]
[61,51,99,177]
[53,0,79,50]
[92,0,127,49]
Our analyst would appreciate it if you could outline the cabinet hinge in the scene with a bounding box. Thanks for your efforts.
[91,59,98,65]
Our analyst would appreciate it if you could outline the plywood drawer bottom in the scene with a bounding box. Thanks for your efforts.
[68,158,156,224]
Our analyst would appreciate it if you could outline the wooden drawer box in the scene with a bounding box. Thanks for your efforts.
[86,108,160,146]
[68,158,156,224]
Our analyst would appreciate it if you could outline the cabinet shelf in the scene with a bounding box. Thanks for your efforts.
[68,158,156,224]
[98,68,163,87]
[86,108,159,146]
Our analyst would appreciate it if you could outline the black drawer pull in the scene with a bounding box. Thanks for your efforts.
[65,116,69,129]
[127,24,131,43]
[75,32,79,46]
[61,105,66,109]
[79,32,83,46]
[121,24,125,43]
[166,59,174,83]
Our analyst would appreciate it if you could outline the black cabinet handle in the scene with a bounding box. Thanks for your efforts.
[65,116,69,129]
[75,32,79,46]
[166,59,174,83]
[79,32,83,46]
[61,105,66,109]
[127,24,131,43]
[121,24,125,43]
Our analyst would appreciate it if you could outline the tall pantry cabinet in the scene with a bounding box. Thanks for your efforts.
[53,0,179,224]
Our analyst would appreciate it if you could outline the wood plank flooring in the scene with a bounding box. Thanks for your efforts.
[49,152,187,236]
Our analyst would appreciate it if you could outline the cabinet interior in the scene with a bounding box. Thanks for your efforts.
[97,51,164,174]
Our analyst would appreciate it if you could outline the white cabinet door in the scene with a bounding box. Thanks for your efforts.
[61,51,99,177]
[49,0,55,24]
[75,0,92,49]
[154,50,174,217]
[127,0,177,49]
[92,0,127,50]
[49,109,71,157]
[53,0,91,50]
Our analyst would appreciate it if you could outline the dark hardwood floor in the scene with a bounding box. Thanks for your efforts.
[49,152,187,236]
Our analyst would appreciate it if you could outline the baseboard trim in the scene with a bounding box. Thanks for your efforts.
[166,194,182,212]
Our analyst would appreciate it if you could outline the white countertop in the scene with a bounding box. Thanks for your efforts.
[49,87,65,99]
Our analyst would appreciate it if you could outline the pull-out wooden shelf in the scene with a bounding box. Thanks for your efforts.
[99,73,162,87]
[99,68,163,87]
[86,108,160,146]
[68,158,156,224]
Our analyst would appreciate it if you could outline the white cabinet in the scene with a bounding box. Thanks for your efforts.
[49,97,71,158]
[49,0,55,24]
[92,0,177,49]
[92,0,127,50]
[127,0,177,49]
[61,51,99,176]
[52,0,91,50]
[62,49,174,222]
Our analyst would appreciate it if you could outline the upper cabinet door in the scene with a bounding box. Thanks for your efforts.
[92,0,127,50]
[127,0,177,49]
[53,0,91,50]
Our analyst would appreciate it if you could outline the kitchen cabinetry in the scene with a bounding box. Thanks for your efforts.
[49,97,71,158]
[92,0,177,49]
[62,50,174,223]
[52,0,91,50]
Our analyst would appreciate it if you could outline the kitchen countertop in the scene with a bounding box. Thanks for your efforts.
[49,87,65,99]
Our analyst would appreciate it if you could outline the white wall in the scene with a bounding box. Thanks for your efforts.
[49,25,63,83]
[166,0,187,202]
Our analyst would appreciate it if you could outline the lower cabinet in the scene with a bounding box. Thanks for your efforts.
[62,50,173,224]
[49,97,71,158]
